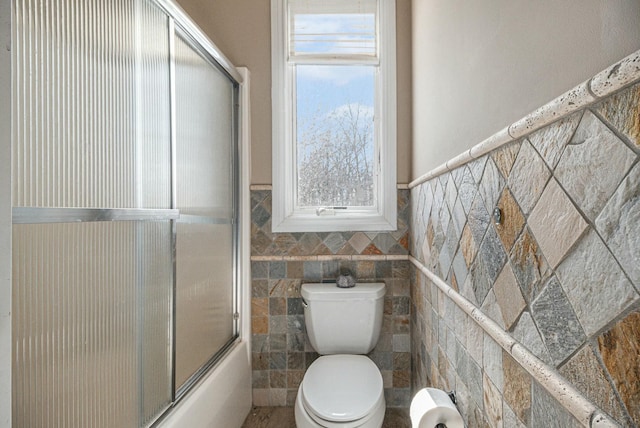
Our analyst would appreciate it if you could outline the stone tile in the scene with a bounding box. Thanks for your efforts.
[452,249,468,290]
[483,373,504,428]
[509,227,550,303]
[483,334,504,393]
[527,111,582,169]
[597,311,640,424]
[348,231,371,254]
[469,259,491,307]
[559,345,630,425]
[252,297,269,318]
[469,155,488,184]
[478,157,506,215]
[595,81,640,148]
[480,290,506,332]
[445,173,458,213]
[511,312,552,365]
[468,357,484,408]
[451,198,467,238]
[252,316,269,335]
[528,178,588,269]
[467,193,491,247]
[493,263,526,330]
[491,140,521,180]
[293,232,322,255]
[596,163,640,286]
[323,232,346,254]
[460,223,478,268]
[478,225,508,284]
[556,229,639,337]
[458,165,478,214]
[530,382,581,428]
[393,334,411,352]
[503,401,526,428]
[507,139,551,215]
[373,233,398,254]
[271,233,298,255]
[503,352,531,425]
[555,110,636,220]
[269,297,286,315]
[252,204,271,228]
[467,319,484,365]
[439,204,451,237]
[531,276,586,365]
[494,188,525,253]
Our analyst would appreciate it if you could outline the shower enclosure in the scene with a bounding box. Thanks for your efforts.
[10,0,244,426]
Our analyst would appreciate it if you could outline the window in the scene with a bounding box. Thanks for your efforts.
[271,0,397,232]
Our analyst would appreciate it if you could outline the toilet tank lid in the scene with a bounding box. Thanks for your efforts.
[301,282,385,300]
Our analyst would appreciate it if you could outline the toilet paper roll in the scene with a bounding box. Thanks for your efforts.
[410,388,464,428]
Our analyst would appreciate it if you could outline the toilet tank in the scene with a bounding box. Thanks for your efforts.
[301,282,385,355]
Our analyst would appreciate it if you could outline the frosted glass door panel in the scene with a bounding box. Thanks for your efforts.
[175,223,234,388]
[12,0,171,209]
[12,222,173,428]
[175,32,234,218]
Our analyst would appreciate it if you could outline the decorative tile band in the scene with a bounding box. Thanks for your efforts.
[251,254,410,262]
[409,48,640,189]
[250,184,412,190]
[409,256,617,428]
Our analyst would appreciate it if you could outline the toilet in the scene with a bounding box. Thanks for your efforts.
[295,282,386,428]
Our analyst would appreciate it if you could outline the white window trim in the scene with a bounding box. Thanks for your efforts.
[271,0,397,233]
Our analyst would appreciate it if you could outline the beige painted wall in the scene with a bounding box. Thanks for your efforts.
[411,0,640,180]
[176,0,413,185]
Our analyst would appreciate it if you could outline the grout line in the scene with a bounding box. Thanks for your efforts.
[409,255,618,428]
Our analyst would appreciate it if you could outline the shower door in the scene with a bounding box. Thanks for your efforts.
[11,0,240,426]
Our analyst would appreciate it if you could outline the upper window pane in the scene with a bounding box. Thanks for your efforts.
[296,64,375,207]
[289,0,377,58]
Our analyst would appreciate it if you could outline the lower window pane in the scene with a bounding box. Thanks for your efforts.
[296,65,376,207]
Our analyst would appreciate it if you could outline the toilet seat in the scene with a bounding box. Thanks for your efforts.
[301,355,384,425]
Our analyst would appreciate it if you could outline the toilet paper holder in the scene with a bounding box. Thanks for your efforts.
[446,390,456,405]
[434,391,458,428]
[435,391,457,428]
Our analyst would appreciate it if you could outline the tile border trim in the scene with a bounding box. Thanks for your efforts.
[409,48,640,189]
[409,255,618,428]
[250,184,411,191]
[251,254,410,262]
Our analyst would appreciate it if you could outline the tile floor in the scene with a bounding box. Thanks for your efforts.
[241,406,411,428]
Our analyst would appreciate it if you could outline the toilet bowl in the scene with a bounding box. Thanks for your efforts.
[294,355,385,428]
[295,283,387,428]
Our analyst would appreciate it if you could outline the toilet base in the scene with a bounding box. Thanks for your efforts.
[294,387,386,428]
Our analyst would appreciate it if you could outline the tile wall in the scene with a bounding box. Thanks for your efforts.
[410,82,640,426]
[250,189,413,407]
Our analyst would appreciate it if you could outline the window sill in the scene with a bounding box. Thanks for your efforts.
[271,211,396,233]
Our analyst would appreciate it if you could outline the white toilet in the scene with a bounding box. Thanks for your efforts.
[294,282,386,428]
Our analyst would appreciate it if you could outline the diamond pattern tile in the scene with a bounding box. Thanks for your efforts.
[555,111,636,221]
[491,140,521,179]
[527,111,581,169]
[495,187,525,253]
[250,189,410,257]
[528,178,588,269]
[595,81,640,149]
[478,157,506,215]
[507,139,551,215]
[596,163,640,286]
[555,229,638,337]
[409,78,640,428]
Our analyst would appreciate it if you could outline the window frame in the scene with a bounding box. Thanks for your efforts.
[271,0,397,233]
